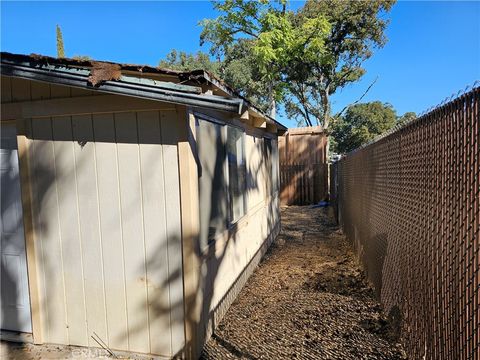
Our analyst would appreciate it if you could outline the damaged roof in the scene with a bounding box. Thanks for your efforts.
[0,52,287,133]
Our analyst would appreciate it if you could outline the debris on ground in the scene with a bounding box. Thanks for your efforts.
[202,206,407,360]
[0,340,149,359]
[1,206,406,360]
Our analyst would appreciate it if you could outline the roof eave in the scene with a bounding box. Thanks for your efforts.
[1,56,244,114]
[190,70,288,133]
[0,52,287,134]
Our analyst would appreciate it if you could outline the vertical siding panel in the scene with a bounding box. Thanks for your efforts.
[137,111,172,356]
[259,138,266,202]
[92,113,128,350]
[246,136,262,210]
[115,112,150,354]
[245,136,254,211]
[28,119,49,341]
[272,138,279,224]
[258,138,264,204]
[25,118,49,339]
[71,115,108,346]
[31,118,68,344]
[1,76,12,103]
[51,116,88,346]
[159,110,184,354]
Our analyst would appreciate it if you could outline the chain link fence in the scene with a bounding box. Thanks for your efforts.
[331,86,479,359]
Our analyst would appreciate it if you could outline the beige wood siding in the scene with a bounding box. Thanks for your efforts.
[2,77,184,358]
[208,132,280,308]
[183,110,281,357]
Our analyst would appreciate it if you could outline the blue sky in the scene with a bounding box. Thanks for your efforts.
[2,1,479,128]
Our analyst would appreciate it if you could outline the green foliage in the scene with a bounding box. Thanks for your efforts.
[301,0,395,91]
[55,24,91,61]
[159,49,221,74]
[223,41,274,110]
[200,0,298,113]
[253,11,330,82]
[200,0,329,114]
[200,0,282,56]
[398,111,417,125]
[331,101,398,154]
[158,47,272,112]
[285,0,395,128]
[199,0,395,127]
[56,25,65,58]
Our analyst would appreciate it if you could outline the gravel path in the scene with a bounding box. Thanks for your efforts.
[202,206,406,360]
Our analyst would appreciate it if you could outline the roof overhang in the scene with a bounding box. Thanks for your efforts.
[191,70,287,134]
[0,52,287,134]
[1,54,244,114]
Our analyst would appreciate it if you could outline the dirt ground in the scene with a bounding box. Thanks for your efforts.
[202,206,406,360]
[1,206,406,360]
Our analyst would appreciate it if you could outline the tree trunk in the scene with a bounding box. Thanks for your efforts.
[268,81,276,119]
[320,89,330,129]
[270,98,276,119]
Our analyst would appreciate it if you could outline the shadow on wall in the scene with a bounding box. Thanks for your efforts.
[1,134,56,358]
[2,114,279,359]
[179,125,279,358]
[2,114,187,358]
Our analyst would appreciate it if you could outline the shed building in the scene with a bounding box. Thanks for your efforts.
[0,52,286,359]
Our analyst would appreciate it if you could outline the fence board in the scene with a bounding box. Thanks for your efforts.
[279,127,328,205]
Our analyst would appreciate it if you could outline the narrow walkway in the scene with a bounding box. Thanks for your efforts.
[202,206,406,360]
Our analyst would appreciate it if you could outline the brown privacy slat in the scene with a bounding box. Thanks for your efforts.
[332,87,480,360]
[279,127,327,205]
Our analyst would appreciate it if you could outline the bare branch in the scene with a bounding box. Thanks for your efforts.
[335,76,379,118]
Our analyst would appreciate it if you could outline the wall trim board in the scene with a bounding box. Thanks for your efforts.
[177,107,202,360]
[2,95,175,120]
[15,132,43,344]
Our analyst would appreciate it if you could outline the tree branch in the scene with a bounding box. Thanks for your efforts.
[335,76,379,118]
[228,27,259,39]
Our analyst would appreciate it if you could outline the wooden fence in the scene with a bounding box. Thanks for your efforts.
[278,126,328,205]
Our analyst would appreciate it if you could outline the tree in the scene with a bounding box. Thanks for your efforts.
[159,47,273,112]
[159,49,221,74]
[222,40,276,111]
[200,0,395,128]
[286,0,395,128]
[55,25,91,61]
[398,111,417,125]
[199,0,287,115]
[253,10,331,120]
[331,101,397,154]
[56,25,65,58]
[200,1,331,117]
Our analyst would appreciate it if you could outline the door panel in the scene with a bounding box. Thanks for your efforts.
[0,126,32,333]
